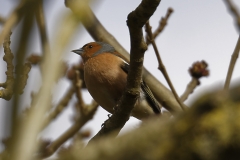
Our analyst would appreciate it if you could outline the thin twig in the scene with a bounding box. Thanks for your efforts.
[224,0,240,30]
[180,78,199,102]
[181,60,209,102]
[146,8,174,45]
[40,101,98,158]
[35,1,50,63]
[0,12,19,46]
[145,21,186,111]
[224,35,240,91]
[0,15,6,24]
[0,0,44,48]
[42,85,75,129]
[74,70,85,114]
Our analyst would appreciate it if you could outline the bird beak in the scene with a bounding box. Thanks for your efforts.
[72,48,84,55]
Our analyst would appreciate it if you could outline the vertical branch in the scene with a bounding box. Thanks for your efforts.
[10,8,81,160]
[74,70,86,114]
[35,0,50,62]
[10,3,40,160]
[0,32,14,100]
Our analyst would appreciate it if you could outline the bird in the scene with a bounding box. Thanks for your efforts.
[72,42,161,120]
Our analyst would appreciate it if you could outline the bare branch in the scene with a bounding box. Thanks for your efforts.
[145,21,187,110]
[0,32,14,100]
[181,61,209,102]
[35,0,50,62]
[224,35,240,91]
[74,70,85,114]
[42,85,75,129]
[146,7,174,45]
[40,101,98,158]
[224,0,240,30]
[10,5,81,160]
[0,15,6,24]
[0,12,19,46]
[180,78,199,102]
[18,63,32,94]
[0,0,42,47]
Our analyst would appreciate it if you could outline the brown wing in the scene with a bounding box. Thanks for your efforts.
[120,62,161,114]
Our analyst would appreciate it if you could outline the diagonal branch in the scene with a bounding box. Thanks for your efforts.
[0,15,6,24]
[0,0,43,47]
[146,7,173,45]
[145,21,186,110]
[40,101,98,158]
[224,35,240,91]
[224,0,240,30]
[41,85,75,129]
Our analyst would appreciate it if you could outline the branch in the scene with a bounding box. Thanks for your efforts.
[35,0,50,62]
[180,61,209,102]
[0,0,42,47]
[146,7,173,45]
[57,84,240,160]
[224,0,240,31]
[9,3,80,160]
[224,35,240,91]
[74,70,85,114]
[88,0,161,142]
[0,32,14,100]
[0,15,6,24]
[65,0,182,113]
[180,78,199,102]
[17,62,32,94]
[40,101,98,158]
[145,21,187,110]
[42,85,75,129]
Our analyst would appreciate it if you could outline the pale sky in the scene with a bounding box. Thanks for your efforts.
[0,0,240,152]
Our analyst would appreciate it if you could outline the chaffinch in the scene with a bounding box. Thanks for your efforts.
[72,42,160,120]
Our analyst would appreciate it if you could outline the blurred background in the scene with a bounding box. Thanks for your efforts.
[0,0,240,152]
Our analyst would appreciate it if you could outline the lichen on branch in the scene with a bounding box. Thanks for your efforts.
[0,32,14,100]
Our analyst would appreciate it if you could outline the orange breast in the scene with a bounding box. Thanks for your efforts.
[84,53,127,113]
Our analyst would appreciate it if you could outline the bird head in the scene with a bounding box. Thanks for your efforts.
[72,42,116,63]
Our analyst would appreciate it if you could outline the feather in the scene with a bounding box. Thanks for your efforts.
[120,62,161,114]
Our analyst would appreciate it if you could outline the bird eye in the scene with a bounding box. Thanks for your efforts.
[88,45,93,49]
